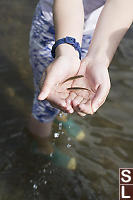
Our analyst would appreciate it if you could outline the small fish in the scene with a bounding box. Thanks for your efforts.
[67,87,91,92]
[62,75,84,84]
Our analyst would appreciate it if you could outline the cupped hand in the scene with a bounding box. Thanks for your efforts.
[38,55,80,112]
[66,56,111,115]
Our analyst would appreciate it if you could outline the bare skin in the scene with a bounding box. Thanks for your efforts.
[38,0,133,115]
[28,115,53,154]
[28,115,52,138]
[38,55,81,113]
[28,0,133,149]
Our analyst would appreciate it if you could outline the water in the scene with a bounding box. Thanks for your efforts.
[0,0,133,200]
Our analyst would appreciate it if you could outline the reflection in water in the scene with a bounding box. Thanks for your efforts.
[0,0,133,200]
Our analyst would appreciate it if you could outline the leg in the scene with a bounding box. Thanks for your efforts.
[28,115,53,154]
[28,114,52,138]
[27,3,59,152]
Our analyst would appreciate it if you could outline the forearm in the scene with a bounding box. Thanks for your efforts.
[53,0,84,58]
[87,0,133,67]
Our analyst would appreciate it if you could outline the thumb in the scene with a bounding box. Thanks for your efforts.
[91,84,108,113]
[38,73,55,100]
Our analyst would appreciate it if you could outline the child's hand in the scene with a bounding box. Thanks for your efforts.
[66,56,111,115]
[38,55,80,112]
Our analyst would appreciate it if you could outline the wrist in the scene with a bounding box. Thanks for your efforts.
[86,51,110,68]
[54,54,81,71]
[55,43,80,60]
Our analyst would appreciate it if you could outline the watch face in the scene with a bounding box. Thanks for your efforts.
[65,36,75,44]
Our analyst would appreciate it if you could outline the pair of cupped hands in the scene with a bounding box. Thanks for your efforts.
[38,55,111,116]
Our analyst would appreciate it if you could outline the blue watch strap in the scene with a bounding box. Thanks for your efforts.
[51,36,82,60]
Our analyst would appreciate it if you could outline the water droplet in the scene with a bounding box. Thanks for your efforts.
[59,122,62,130]
[33,184,38,190]
[54,132,60,138]
[30,179,33,183]
[43,168,46,173]
[67,144,72,148]
[44,180,47,184]
[67,137,71,141]
[50,153,53,157]
[59,112,63,117]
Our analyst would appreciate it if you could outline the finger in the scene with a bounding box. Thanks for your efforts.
[72,96,84,114]
[38,72,56,100]
[49,92,67,107]
[66,107,74,114]
[79,98,88,105]
[72,96,83,108]
[65,103,74,114]
[66,92,77,105]
[91,84,109,113]
[75,98,87,116]
[48,96,67,112]
[66,92,76,112]
[65,92,77,114]
[79,100,93,115]
[77,98,87,115]
[77,111,86,117]
[64,97,74,114]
